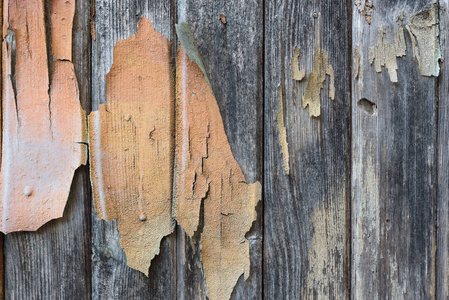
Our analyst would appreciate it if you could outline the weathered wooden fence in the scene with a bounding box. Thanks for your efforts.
[0,0,448,299]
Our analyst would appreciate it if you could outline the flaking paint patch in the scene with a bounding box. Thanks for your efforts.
[369,21,406,83]
[302,47,334,117]
[354,45,361,79]
[275,85,289,175]
[90,0,95,40]
[291,47,305,81]
[174,23,261,300]
[89,18,175,275]
[406,5,442,77]
[303,199,345,298]
[0,0,87,233]
[355,0,375,24]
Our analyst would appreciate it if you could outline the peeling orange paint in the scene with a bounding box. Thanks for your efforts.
[174,23,261,300]
[0,0,87,233]
[89,18,175,275]
[51,0,75,60]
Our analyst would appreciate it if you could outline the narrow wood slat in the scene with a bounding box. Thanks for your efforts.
[352,1,438,298]
[437,2,449,299]
[4,0,92,298]
[91,1,177,299]
[0,0,3,297]
[176,1,264,299]
[264,0,351,298]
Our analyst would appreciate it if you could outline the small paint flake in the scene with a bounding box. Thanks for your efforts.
[406,5,442,77]
[276,85,290,175]
[292,47,306,81]
[302,47,335,117]
[355,0,375,24]
[353,46,361,79]
[369,21,407,83]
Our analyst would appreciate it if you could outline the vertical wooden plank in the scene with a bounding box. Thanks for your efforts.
[176,1,264,299]
[352,1,438,298]
[91,1,177,299]
[0,234,3,300]
[437,2,449,299]
[4,0,92,298]
[264,0,351,299]
[0,0,3,298]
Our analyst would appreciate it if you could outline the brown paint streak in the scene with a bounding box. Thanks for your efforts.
[0,0,87,233]
[175,42,261,300]
[89,18,174,275]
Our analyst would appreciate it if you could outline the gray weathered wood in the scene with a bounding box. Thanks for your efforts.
[264,0,351,298]
[91,1,177,299]
[352,1,438,298]
[437,2,449,299]
[4,0,92,298]
[177,1,264,299]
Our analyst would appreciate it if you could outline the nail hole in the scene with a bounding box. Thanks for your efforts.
[357,98,377,115]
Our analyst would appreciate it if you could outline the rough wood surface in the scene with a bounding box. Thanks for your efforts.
[3,0,92,298]
[1,1,448,299]
[176,1,264,299]
[5,167,92,300]
[437,1,449,298]
[352,1,438,298]
[264,0,350,298]
[91,1,177,299]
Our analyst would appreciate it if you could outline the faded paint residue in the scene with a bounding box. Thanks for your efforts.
[406,5,442,77]
[220,14,227,24]
[355,0,374,24]
[302,47,335,117]
[90,0,96,40]
[353,154,380,299]
[303,199,345,298]
[0,0,87,233]
[175,23,261,300]
[275,85,289,175]
[354,45,361,78]
[292,47,305,81]
[89,18,174,275]
[369,22,406,83]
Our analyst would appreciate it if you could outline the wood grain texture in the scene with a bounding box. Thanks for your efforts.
[437,2,449,299]
[264,0,350,298]
[177,1,264,299]
[91,1,177,299]
[5,167,92,300]
[3,0,92,298]
[352,1,438,298]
